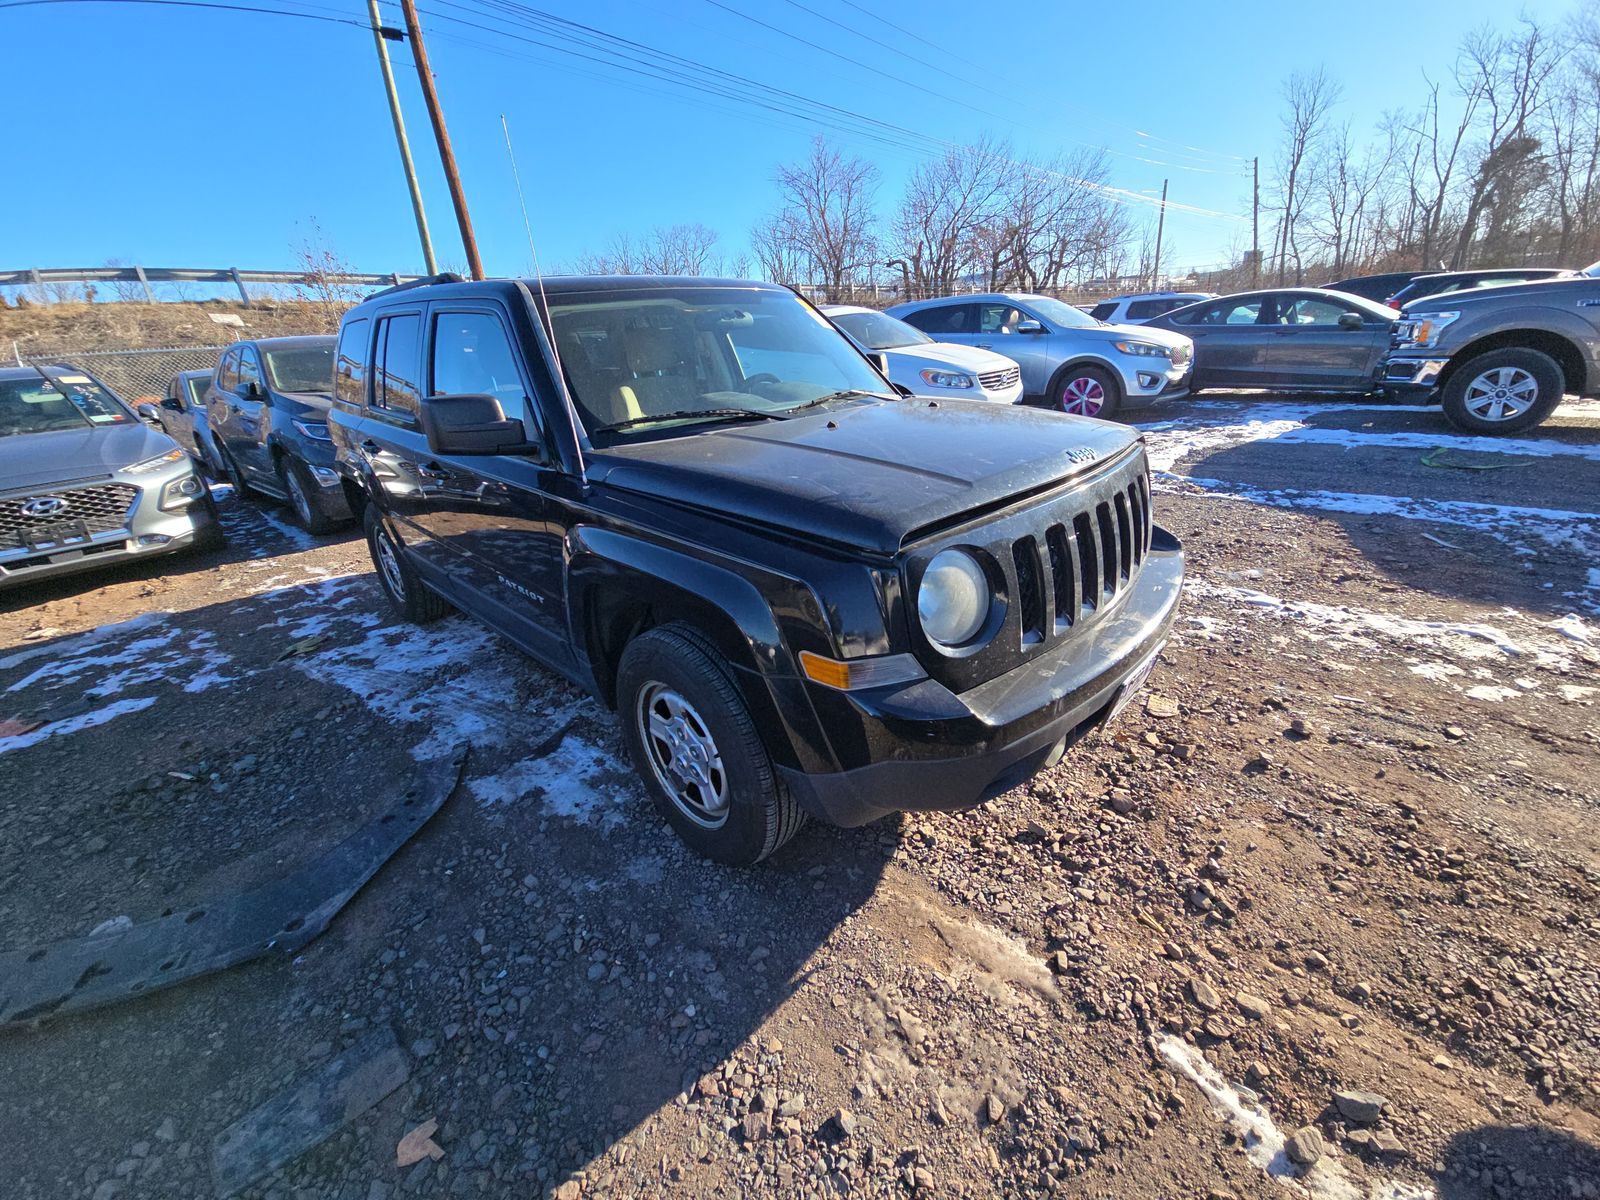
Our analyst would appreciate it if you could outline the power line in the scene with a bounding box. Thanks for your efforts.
[0,0,366,27]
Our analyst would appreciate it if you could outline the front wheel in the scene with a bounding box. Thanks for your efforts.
[1051,364,1122,419]
[1440,349,1565,434]
[280,456,340,534]
[364,505,448,623]
[616,625,805,865]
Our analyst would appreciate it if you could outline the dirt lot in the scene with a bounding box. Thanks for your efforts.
[0,394,1596,1200]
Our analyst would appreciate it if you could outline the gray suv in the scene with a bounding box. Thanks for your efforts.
[886,292,1193,418]
[0,364,222,591]
[1381,270,1600,433]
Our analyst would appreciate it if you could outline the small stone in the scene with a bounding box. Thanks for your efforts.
[154,1118,176,1142]
[912,1167,934,1190]
[741,1111,771,1141]
[1233,991,1271,1020]
[1304,950,1330,971]
[1444,725,1467,740]
[1049,950,1071,975]
[1144,695,1179,719]
[929,1097,949,1126]
[830,1109,857,1138]
[1286,1126,1325,1166]
[777,1093,806,1118]
[1189,979,1222,1012]
[1431,1054,1454,1071]
[1202,1016,1234,1040]
[410,1039,437,1059]
[551,1182,582,1200]
[1371,1129,1406,1156]
[83,835,110,855]
[1245,1061,1271,1085]
[984,1093,1006,1124]
[1243,754,1273,775]
[1333,1089,1388,1125]
[1109,794,1136,815]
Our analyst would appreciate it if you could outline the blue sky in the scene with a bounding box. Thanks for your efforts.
[0,0,1581,280]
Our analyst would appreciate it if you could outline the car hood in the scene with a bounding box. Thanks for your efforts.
[1400,276,1593,313]
[883,341,1020,373]
[277,391,334,415]
[592,399,1141,555]
[1077,322,1192,350]
[0,422,181,491]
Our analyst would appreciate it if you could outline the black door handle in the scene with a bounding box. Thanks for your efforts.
[359,439,381,454]
[417,461,451,480]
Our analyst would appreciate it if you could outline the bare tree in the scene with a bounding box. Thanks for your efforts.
[577,224,723,275]
[1272,68,1342,283]
[758,137,879,300]
[890,137,1011,298]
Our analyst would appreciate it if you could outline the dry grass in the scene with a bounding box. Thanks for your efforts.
[0,299,354,354]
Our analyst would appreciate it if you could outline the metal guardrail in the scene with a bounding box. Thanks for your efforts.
[0,267,422,306]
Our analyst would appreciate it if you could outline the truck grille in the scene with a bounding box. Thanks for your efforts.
[0,484,138,551]
[978,366,1021,391]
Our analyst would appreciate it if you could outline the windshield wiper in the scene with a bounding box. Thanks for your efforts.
[592,407,785,435]
[782,389,884,414]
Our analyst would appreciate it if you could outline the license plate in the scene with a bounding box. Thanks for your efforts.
[1107,644,1164,722]
[22,520,91,551]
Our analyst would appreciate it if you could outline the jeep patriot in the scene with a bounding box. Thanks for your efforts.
[329,276,1185,864]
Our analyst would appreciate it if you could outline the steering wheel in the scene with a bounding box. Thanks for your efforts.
[744,373,781,386]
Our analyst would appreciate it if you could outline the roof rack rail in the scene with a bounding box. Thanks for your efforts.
[368,272,468,299]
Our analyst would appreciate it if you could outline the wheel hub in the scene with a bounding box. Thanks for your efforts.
[637,683,728,828]
[1463,366,1537,422]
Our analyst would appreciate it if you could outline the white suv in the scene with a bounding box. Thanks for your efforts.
[1088,292,1216,325]
[821,305,1024,403]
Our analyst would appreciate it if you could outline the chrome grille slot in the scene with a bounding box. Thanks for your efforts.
[978,366,1021,391]
[0,484,138,551]
[1072,512,1099,611]
[1095,502,1118,601]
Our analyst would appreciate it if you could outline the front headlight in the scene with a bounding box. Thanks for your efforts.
[1113,340,1170,358]
[292,418,332,441]
[1401,311,1460,347]
[918,549,991,648]
[919,369,975,389]
[124,448,186,475]
[159,472,205,510]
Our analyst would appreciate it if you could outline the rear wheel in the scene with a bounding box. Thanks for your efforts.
[1051,364,1122,419]
[1440,348,1565,434]
[616,624,805,865]
[217,442,253,496]
[365,505,447,623]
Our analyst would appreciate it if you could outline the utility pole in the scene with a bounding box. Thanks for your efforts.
[367,0,436,275]
[1251,157,1260,288]
[398,0,484,280]
[1151,179,1168,290]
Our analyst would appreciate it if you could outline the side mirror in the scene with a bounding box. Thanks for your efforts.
[161,396,185,412]
[1337,312,1363,331]
[1014,320,1046,335]
[867,351,891,376]
[419,393,534,456]
[135,402,162,425]
[243,380,265,400]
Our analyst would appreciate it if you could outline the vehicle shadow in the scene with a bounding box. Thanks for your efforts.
[1434,1122,1600,1199]
[0,570,898,1197]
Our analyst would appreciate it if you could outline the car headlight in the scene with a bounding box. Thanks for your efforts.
[919,369,975,389]
[918,549,991,648]
[159,472,205,510]
[1400,311,1460,348]
[292,418,332,441]
[1113,340,1170,358]
[124,448,186,475]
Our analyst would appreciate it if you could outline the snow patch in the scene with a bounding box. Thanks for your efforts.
[470,732,631,828]
[0,696,159,756]
[1465,685,1520,702]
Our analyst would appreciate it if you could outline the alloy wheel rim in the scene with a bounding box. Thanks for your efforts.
[1061,376,1105,415]
[374,527,407,600]
[636,682,728,828]
[1463,367,1538,422]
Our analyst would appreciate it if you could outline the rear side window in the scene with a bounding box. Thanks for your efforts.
[216,348,239,392]
[373,313,422,417]
[335,318,370,407]
[902,304,976,335]
[1089,302,1118,321]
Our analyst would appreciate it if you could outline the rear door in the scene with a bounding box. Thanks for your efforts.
[230,345,274,482]
[1169,296,1274,387]
[207,348,244,468]
[159,375,195,452]
[1263,294,1390,389]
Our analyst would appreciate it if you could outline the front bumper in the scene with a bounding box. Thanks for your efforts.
[779,530,1184,827]
[1377,354,1449,397]
[0,488,220,592]
[1117,357,1193,410]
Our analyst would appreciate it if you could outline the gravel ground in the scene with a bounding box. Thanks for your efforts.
[0,393,1596,1200]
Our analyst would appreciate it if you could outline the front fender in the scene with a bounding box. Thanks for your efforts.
[565,526,837,773]
[1449,305,1599,361]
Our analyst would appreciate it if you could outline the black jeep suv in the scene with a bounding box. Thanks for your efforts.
[329,276,1184,864]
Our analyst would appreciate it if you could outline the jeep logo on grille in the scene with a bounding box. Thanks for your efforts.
[1064,447,1097,465]
[19,496,69,519]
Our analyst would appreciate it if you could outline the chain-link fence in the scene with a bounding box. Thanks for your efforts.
[20,345,225,401]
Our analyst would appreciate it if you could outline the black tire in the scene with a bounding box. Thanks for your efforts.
[616,624,805,866]
[279,456,340,535]
[1440,348,1565,435]
[192,501,227,553]
[364,505,448,623]
[217,442,253,496]
[1049,363,1123,419]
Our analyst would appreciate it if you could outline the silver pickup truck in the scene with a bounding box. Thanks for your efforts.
[1380,267,1600,433]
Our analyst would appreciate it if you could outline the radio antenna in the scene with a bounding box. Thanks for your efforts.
[501,112,585,480]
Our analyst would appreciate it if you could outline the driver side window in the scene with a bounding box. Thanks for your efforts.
[978,304,1031,334]
[1187,299,1265,326]
[236,347,262,392]
[215,348,239,392]
[1278,297,1350,326]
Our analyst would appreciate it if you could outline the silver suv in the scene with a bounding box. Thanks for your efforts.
[0,364,223,591]
[886,293,1193,418]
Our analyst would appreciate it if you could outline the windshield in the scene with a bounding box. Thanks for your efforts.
[1022,296,1101,329]
[263,343,335,393]
[547,286,890,440]
[0,373,134,437]
[830,309,932,350]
